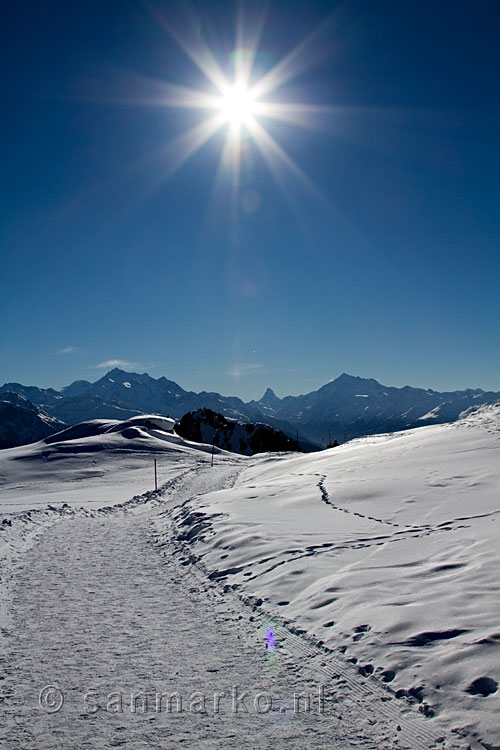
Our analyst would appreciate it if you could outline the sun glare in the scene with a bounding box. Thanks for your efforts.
[218,82,257,128]
[146,6,337,199]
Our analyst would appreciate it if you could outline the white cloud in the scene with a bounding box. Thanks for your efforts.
[95,359,138,370]
[57,346,79,355]
[228,363,263,378]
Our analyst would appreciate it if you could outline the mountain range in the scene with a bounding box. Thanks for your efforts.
[0,391,67,449]
[1,368,499,448]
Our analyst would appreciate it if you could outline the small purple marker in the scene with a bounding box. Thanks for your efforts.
[265,629,276,651]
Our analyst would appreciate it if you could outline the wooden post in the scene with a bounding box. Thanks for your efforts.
[154,459,157,491]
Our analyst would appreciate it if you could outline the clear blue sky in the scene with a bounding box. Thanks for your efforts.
[1,0,499,400]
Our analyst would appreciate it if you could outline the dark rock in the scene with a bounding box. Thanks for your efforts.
[175,408,301,456]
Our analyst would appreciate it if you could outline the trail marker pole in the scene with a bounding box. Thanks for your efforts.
[154,459,157,491]
[211,436,215,467]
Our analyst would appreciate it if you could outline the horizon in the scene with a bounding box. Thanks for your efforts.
[1,1,499,401]
[1,365,497,403]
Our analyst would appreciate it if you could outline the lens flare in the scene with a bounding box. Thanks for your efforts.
[265,628,276,651]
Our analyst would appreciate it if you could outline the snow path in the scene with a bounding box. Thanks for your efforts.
[0,462,475,750]
[0,465,409,750]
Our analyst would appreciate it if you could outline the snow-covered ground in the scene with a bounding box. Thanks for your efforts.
[167,404,500,748]
[0,416,242,513]
[1,407,498,748]
[1,452,430,749]
[0,416,244,643]
[1,484,428,750]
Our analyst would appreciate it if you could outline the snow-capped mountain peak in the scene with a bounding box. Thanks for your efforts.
[258,387,281,406]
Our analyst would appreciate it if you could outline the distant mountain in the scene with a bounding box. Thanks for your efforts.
[81,368,266,423]
[60,379,92,397]
[0,368,316,448]
[79,369,319,449]
[1,369,499,448]
[0,374,146,425]
[249,373,500,444]
[0,382,64,410]
[47,395,145,425]
[0,392,67,449]
[258,387,282,407]
[176,408,300,456]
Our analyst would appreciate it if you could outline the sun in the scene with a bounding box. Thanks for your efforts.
[218,82,257,128]
[143,5,337,195]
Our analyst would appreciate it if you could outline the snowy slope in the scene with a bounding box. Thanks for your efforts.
[0,415,244,514]
[168,404,500,747]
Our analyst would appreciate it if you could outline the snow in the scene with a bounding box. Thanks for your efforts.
[167,404,500,747]
[1,458,425,749]
[418,405,443,420]
[122,381,132,388]
[0,416,238,513]
[1,406,498,748]
[125,414,176,432]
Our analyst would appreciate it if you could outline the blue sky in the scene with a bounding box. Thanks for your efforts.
[1,0,499,400]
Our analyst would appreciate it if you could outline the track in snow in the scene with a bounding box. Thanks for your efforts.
[0,465,471,749]
[0,467,344,749]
